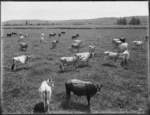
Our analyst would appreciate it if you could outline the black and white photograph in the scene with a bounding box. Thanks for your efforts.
[1,1,149,114]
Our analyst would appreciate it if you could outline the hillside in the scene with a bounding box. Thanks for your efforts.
[2,16,148,26]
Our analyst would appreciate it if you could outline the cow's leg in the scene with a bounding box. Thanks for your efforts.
[86,95,91,108]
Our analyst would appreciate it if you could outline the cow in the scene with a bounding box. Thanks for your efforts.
[71,43,80,52]
[11,55,33,71]
[19,42,28,51]
[7,33,11,37]
[49,33,56,37]
[133,41,145,49]
[59,55,80,71]
[104,51,120,64]
[39,78,54,113]
[40,36,44,43]
[75,52,95,66]
[72,34,79,40]
[65,79,103,108]
[17,35,24,42]
[12,32,17,36]
[97,35,101,41]
[61,31,66,34]
[118,50,130,66]
[89,45,95,53]
[52,40,59,49]
[74,40,83,46]
[117,42,128,53]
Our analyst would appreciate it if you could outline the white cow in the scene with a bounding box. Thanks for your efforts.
[52,40,59,48]
[97,35,101,41]
[39,78,54,113]
[89,45,95,53]
[118,50,130,65]
[18,35,24,42]
[104,51,120,64]
[133,41,144,49]
[74,40,83,46]
[71,43,80,52]
[20,42,28,51]
[117,42,128,53]
[59,56,80,71]
[75,52,95,66]
[11,55,33,71]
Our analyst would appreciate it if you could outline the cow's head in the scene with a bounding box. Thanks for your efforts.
[96,84,103,95]
[47,78,54,87]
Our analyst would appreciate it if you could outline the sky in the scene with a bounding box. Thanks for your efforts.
[1,1,149,22]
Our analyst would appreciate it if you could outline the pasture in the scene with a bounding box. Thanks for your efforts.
[1,28,148,113]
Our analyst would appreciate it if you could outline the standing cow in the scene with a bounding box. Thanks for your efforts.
[65,79,103,108]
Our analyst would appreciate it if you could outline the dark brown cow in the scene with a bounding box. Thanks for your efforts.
[49,33,56,37]
[7,33,11,37]
[65,79,103,108]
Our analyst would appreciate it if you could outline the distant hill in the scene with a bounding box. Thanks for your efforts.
[2,16,148,26]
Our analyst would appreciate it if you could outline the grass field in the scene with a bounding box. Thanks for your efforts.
[1,27,148,113]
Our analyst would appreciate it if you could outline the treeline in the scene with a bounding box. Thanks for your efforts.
[116,17,141,25]
[3,21,85,26]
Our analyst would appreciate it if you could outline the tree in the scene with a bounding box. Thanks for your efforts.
[129,17,141,25]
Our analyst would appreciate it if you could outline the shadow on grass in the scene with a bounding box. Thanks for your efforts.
[33,101,45,113]
[77,64,91,68]
[102,63,117,68]
[60,100,91,113]
[57,69,80,73]
[11,66,32,72]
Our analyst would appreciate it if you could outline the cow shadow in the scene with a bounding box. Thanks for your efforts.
[11,66,31,72]
[58,69,80,73]
[77,64,91,68]
[102,63,117,68]
[33,101,45,113]
[60,100,91,113]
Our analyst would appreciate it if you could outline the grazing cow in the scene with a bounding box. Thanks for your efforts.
[89,45,95,53]
[11,55,33,71]
[7,33,11,37]
[40,36,44,43]
[72,34,79,40]
[49,33,56,37]
[75,52,95,66]
[133,41,144,49]
[41,33,45,36]
[19,32,23,36]
[18,35,24,42]
[118,50,130,66]
[58,33,61,37]
[74,40,83,46]
[39,78,54,113]
[104,51,120,64]
[52,40,59,48]
[71,43,80,52]
[97,35,101,41]
[61,31,65,34]
[12,32,17,36]
[59,56,80,71]
[112,38,122,47]
[117,42,128,53]
[65,79,103,108]
[20,42,28,51]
